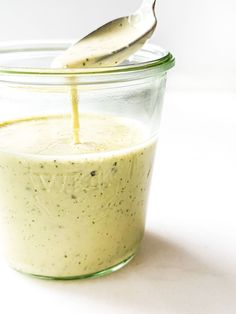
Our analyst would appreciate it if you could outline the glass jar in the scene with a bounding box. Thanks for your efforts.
[0,41,174,279]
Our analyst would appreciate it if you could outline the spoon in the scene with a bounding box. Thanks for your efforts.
[52,0,157,68]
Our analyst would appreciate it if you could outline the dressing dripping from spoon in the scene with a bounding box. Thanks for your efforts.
[52,0,157,144]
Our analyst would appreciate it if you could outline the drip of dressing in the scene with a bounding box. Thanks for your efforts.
[70,83,80,144]
[52,0,157,144]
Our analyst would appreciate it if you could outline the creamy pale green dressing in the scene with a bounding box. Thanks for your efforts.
[0,113,156,277]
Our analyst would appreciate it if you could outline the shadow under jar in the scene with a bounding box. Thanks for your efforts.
[0,41,174,279]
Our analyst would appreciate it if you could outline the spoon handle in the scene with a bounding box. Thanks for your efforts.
[141,0,156,9]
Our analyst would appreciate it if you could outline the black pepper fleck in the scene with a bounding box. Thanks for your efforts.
[90,171,96,176]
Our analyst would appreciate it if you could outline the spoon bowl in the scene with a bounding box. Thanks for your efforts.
[52,0,157,68]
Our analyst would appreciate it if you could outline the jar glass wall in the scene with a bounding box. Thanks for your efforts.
[0,41,174,279]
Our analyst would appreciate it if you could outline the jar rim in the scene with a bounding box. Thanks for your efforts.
[0,40,175,77]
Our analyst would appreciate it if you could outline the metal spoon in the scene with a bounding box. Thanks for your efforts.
[52,0,157,68]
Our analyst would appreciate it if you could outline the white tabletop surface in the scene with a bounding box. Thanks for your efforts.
[0,89,236,314]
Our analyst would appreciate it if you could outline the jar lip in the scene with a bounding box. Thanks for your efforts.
[0,40,175,76]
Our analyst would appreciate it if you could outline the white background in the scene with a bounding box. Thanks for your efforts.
[0,1,236,313]
[0,0,235,89]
